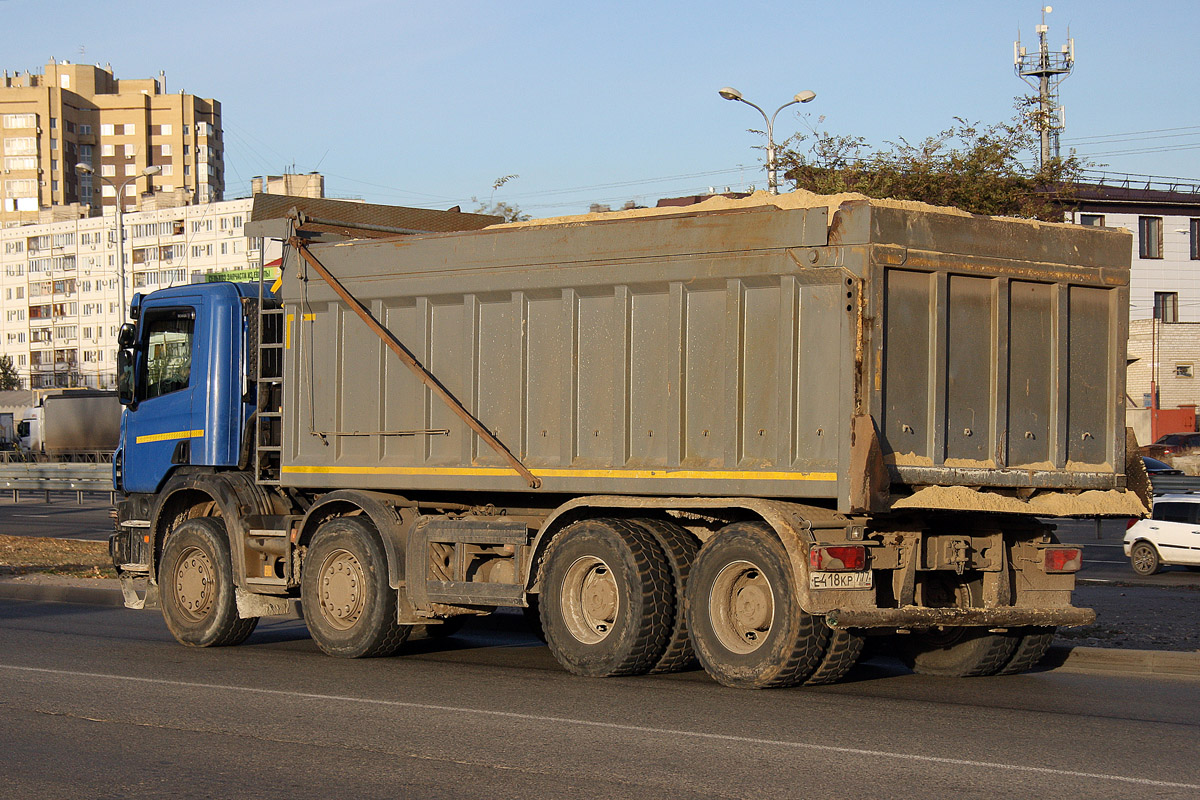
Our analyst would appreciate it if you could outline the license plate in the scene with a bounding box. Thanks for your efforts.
[809,570,873,590]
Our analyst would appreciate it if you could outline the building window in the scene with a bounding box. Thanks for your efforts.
[3,137,36,155]
[160,124,172,136]
[101,144,114,157]
[3,114,36,128]
[1176,363,1194,379]
[1191,219,1200,261]
[1079,214,1105,227]
[101,164,116,177]
[101,124,114,136]
[1154,291,1179,323]
[123,144,135,157]
[1139,216,1163,259]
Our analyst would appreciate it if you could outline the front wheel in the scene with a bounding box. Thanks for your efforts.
[160,517,257,647]
[685,522,827,689]
[301,517,409,658]
[1129,541,1161,576]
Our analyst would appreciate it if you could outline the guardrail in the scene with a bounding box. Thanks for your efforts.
[1149,474,1200,495]
[0,462,114,502]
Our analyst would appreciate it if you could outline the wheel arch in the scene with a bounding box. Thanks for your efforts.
[297,490,416,589]
[149,468,286,587]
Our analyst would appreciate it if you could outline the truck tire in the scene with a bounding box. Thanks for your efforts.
[996,626,1056,675]
[159,517,258,647]
[804,627,865,685]
[301,516,409,658]
[1129,541,1161,576]
[898,628,1019,677]
[686,522,827,689]
[631,518,699,674]
[539,519,672,677]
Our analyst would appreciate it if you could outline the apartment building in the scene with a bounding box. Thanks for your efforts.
[0,198,271,389]
[1067,181,1200,323]
[1,60,223,226]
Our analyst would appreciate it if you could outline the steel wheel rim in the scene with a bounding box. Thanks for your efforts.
[173,545,215,622]
[317,548,367,630]
[709,559,773,654]
[560,555,619,644]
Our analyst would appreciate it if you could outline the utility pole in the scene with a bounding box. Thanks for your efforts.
[1015,5,1074,166]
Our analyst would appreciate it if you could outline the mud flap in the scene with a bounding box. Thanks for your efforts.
[120,575,160,610]
[235,587,291,619]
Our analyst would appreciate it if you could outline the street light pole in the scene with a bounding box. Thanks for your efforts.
[718,87,816,194]
[74,163,161,320]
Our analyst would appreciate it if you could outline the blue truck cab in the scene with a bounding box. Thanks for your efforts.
[116,282,261,494]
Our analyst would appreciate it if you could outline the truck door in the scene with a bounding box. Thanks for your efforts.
[122,303,199,493]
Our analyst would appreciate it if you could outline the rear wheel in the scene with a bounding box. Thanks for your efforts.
[1130,541,1161,576]
[996,626,1056,675]
[805,627,865,685]
[630,518,699,674]
[899,627,1019,677]
[160,517,257,647]
[686,522,827,689]
[301,516,408,658]
[540,519,672,677]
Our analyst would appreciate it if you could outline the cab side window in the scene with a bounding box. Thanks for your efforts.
[141,309,195,400]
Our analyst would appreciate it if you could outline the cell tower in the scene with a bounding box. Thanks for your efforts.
[1014,5,1074,166]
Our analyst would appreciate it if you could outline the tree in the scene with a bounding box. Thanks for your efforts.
[0,356,19,390]
[471,174,531,223]
[776,97,1089,221]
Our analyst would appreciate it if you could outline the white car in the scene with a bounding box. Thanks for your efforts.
[1124,494,1200,575]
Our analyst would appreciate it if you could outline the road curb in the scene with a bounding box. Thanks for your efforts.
[1044,644,1200,678]
[3,579,1198,679]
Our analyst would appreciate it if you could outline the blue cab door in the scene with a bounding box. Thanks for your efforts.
[121,299,201,493]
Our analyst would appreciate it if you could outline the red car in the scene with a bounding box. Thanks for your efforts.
[1139,432,1200,460]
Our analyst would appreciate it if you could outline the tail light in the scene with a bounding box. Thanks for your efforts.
[1126,518,1138,530]
[1043,547,1082,573]
[810,545,867,571]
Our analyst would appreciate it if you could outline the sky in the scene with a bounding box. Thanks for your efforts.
[4,0,1198,218]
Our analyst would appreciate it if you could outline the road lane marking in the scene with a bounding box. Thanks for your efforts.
[1,664,1198,791]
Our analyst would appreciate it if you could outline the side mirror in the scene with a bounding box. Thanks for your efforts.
[117,322,136,350]
[117,349,136,407]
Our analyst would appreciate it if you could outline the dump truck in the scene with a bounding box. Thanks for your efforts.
[108,192,1145,688]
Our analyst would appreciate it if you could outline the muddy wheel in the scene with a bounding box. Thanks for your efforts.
[631,518,699,674]
[805,626,865,685]
[301,516,409,658]
[1130,541,1161,576]
[996,626,1056,675]
[540,519,672,677]
[160,517,257,647]
[686,522,827,689]
[899,627,1019,677]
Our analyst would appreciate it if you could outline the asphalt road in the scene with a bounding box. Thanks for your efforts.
[1,599,1198,799]
[0,495,112,541]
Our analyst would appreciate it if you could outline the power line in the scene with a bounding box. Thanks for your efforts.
[1064,125,1200,144]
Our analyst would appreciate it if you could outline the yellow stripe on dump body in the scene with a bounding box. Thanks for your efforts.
[135,429,205,445]
[280,465,837,482]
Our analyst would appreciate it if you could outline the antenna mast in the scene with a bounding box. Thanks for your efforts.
[1014,5,1074,166]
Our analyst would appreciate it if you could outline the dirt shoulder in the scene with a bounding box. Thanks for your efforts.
[0,533,116,579]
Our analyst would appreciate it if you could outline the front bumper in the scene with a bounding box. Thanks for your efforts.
[825,605,1096,630]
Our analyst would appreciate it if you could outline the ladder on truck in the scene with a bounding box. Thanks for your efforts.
[253,273,284,485]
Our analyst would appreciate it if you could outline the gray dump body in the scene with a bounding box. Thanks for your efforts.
[277,198,1131,513]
